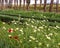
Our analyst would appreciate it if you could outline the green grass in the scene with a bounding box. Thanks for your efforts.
[0,9,60,18]
[0,10,60,48]
[0,9,60,22]
[0,18,60,48]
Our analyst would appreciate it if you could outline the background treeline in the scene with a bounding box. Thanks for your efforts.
[0,0,60,12]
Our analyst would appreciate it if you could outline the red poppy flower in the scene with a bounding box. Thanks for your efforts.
[8,28,13,33]
[13,36,19,40]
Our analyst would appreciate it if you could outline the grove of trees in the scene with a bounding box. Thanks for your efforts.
[0,0,59,12]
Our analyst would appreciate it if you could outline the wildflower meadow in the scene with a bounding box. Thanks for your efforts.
[0,10,60,48]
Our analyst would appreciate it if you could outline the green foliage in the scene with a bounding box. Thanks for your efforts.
[0,18,60,48]
[0,10,60,48]
[0,10,60,22]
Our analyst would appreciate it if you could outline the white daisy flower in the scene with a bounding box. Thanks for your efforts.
[33,29,37,33]
[46,44,49,47]
[8,35,12,37]
[31,25,34,28]
[15,28,19,31]
[2,26,6,30]
[58,43,60,46]
[45,35,51,40]
[29,36,36,40]
[38,42,42,46]
[29,40,32,42]
[39,26,43,29]
[31,21,34,23]
[2,22,5,24]
[14,22,17,24]
[37,29,40,31]
[35,40,39,42]
[56,25,60,28]
[48,33,53,36]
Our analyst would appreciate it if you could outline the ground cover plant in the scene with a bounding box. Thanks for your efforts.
[0,10,60,22]
[0,10,60,48]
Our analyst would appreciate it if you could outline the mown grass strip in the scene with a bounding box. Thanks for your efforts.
[0,10,60,23]
[0,15,18,21]
[0,13,60,23]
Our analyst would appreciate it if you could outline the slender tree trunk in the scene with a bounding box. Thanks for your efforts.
[13,0,15,8]
[2,0,5,9]
[43,0,47,12]
[9,0,11,8]
[26,0,30,10]
[49,0,54,12]
[4,0,5,8]
[39,0,42,10]
[23,0,25,10]
[0,0,1,4]
[26,0,28,10]
[17,0,18,7]
[34,0,37,10]
[20,0,21,8]
[0,0,1,9]
[5,0,8,8]
[56,0,59,12]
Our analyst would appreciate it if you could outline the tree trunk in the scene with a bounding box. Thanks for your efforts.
[49,0,54,12]
[39,0,42,10]
[26,0,30,10]
[0,0,1,9]
[43,0,47,12]
[20,0,21,8]
[2,0,5,9]
[23,0,25,10]
[34,0,37,10]
[17,0,18,7]
[5,0,8,8]
[56,0,59,12]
